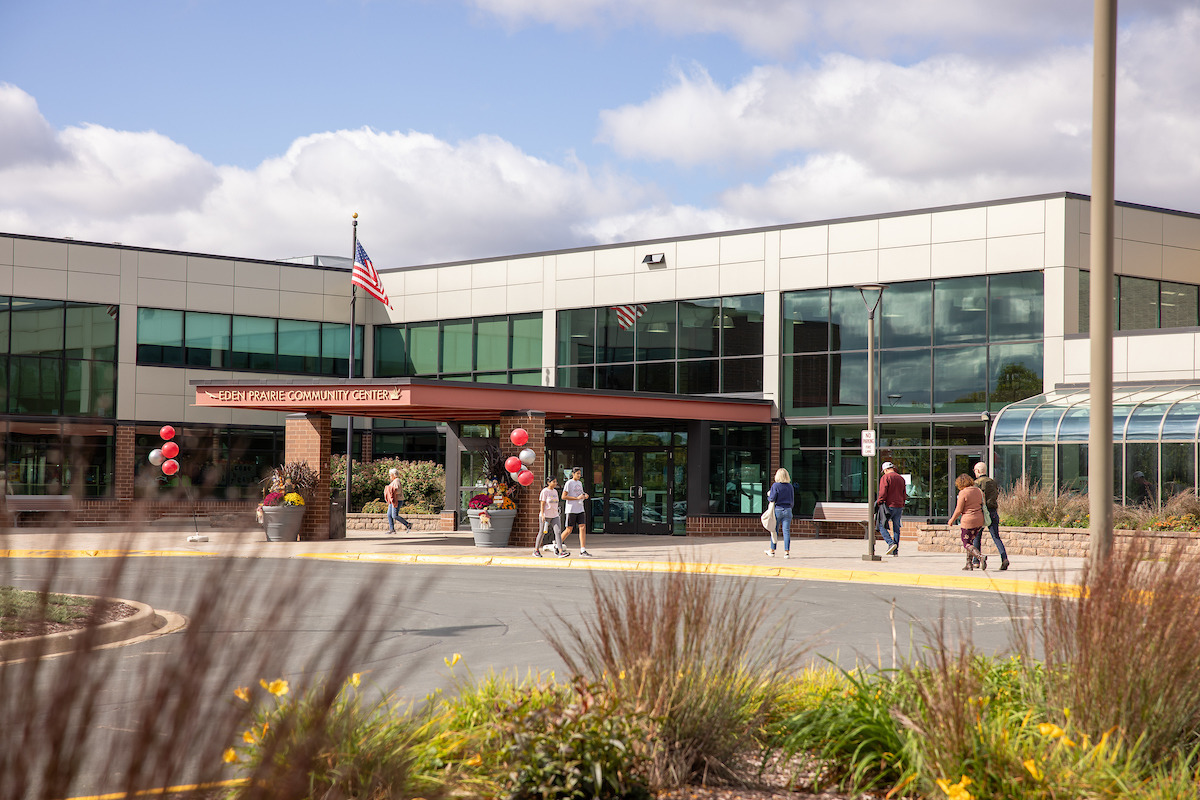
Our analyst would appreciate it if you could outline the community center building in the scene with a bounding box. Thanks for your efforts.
[2,191,1200,534]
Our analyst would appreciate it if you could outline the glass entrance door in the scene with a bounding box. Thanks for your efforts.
[602,448,672,534]
[947,447,984,516]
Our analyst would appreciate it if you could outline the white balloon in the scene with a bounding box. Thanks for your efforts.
[148,448,165,466]
[508,470,521,479]
[519,448,536,465]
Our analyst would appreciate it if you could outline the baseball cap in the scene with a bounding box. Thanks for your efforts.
[881,461,893,471]
[1134,471,1144,478]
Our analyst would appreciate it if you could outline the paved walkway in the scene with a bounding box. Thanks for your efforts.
[0,525,1086,596]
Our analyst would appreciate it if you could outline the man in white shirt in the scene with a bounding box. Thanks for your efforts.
[560,467,592,556]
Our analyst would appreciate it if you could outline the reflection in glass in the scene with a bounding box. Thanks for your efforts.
[993,406,1033,442]
[781,290,830,354]
[1057,406,1090,441]
[1126,403,1171,441]
[474,318,508,372]
[635,303,676,361]
[598,307,635,363]
[784,425,827,449]
[511,315,542,370]
[828,450,867,502]
[1162,442,1195,503]
[1057,443,1088,494]
[637,362,675,393]
[831,351,868,415]
[560,364,594,390]
[1025,406,1065,442]
[278,319,320,374]
[678,359,718,395]
[1160,282,1199,329]
[65,304,117,360]
[881,282,931,348]
[934,277,987,346]
[782,354,827,415]
[678,299,720,359]
[878,349,931,413]
[406,323,439,374]
[1125,442,1158,505]
[441,320,472,373]
[557,308,596,365]
[1162,402,1200,439]
[830,288,873,352]
[1024,444,1054,491]
[989,272,1043,341]
[1119,276,1159,331]
[786,448,826,516]
[878,424,930,447]
[994,444,1023,489]
[988,343,1043,407]
[11,298,64,357]
[722,295,765,356]
[933,346,987,412]
[185,312,230,368]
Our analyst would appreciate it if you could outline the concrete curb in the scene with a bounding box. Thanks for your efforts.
[0,597,164,663]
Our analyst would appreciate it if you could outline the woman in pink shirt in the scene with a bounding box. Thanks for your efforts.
[947,473,988,571]
[534,475,568,558]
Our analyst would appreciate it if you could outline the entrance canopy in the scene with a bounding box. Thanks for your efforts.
[193,377,775,423]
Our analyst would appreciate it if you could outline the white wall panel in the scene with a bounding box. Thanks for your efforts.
[68,244,122,274]
[403,268,438,294]
[878,245,931,281]
[931,239,986,277]
[15,266,67,299]
[828,219,878,253]
[1043,335,1066,387]
[556,251,594,279]
[634,267,676,302]
[439,264,473,291]
[507,256,543,285]
[879,214,931,248]
[719,261,765,295]
[987,201,1045,237]
[828,250,878,286]
[986,234,1044,272]
[505,283,543,314]
[779,225,827,258]
[66,271,120,304]
[555,277,594,309]
[720,232,764,263]
[436,288,471,318]
[778,255,828,290]
[674,265,720,298]
[676,237,719,268]
[594,275,632,305]
[931,207,986,242]
[595,247,636,276]
[1044,197,1068,268]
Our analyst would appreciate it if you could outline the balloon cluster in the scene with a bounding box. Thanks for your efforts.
[148,425,181,476]
[505,428,536,487]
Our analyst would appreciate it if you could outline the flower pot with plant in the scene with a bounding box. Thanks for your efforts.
[465,446,521,547]
[258,462,317,542]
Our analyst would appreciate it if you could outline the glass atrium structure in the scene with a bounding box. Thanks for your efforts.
[993,384,1200,505]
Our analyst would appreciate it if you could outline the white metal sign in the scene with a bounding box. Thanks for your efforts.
[861,430,876,457]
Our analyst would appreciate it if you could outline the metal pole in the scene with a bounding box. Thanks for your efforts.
[346,215,357,520]
[1089,0,1117,565]
[864,304,880,561]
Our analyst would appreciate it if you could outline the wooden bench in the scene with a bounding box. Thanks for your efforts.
[4,494,74,526]
[812,501,872,538]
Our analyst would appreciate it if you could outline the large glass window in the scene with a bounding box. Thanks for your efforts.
[989,272,1043,341]
[4,421,114,496]
[137,308,184,365]
[375,313,542,383]
[678,299,720,359]
[708,423,768,513]
[1119,276,1159,332]
[933,346,987,412]
[934,277,987,346]
[1077,271,1200,334]
[185,312,230,368]
[10,298,64,357]
[881,282,931,349]
[879,349,931,414]
[1160,282,1199,329]
[277,319,321,373]
[782,290,830,354]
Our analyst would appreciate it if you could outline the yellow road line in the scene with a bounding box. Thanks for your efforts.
[62,777,246,800]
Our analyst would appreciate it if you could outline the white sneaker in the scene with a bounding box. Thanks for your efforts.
[580,549,593,557]
[765,549,775,557]
[783,551,790,559]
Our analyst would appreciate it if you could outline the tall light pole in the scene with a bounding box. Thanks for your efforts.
[857,283,886,562]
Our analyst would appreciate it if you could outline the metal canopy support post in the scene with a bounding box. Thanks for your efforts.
[857,284,886,562]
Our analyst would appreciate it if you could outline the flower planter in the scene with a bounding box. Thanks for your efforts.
[467,508,516,547]
[262,505,305,542]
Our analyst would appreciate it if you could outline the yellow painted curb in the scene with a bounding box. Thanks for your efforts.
[62,777,246,800]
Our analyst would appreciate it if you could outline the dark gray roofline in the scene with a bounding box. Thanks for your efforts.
[4,191,1198,274]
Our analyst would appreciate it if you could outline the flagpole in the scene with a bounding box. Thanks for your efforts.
[346,213,357,524]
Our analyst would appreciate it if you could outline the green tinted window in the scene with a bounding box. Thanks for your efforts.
[232,316,276,371]
[65,360,116,417]
[782,290,830,354]
[989,272,1043,341]
[374,325,407,377]
[934,277,987,346]
[721,295,764,356]
[407,323,439,374]
[1118,275,1158,331]
[881,282,931,349]
[65,304,117,360]
[441,320,473,373]
[11,298,64,357]
[277,319,320,373]
[989,342,1043,408]
[678,299,720,359]
[9,355,62,415]
[320,323,351,376]
[137,308,183,365]
[878,348,931,413]
[185,312,230,368]
[475,318,509,371]
[557,308,595,365]
[511,314,542,370]
[636,303,676,361]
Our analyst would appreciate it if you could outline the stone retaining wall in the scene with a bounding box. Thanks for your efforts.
[918,525,1200,560]
[346,512,456,532]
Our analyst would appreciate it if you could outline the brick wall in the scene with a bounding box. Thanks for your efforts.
[686,515,921,540]
[285,414,332,541]
[115,424,135,503]
[917,525,1200,560]
[496,412,546,548]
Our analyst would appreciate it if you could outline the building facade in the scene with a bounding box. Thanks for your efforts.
[3,191,1199,528]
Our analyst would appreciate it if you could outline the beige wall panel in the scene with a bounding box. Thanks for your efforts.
[827,250,878,287]
[1163,246,1200,284]
[235,261,280,290]
[1127,332,1197,375]
[404,268,438,294]
[556,250,594,279]
[1064,198,1085,267]
[137,278,188,308]
[634,267,677,302]
[1077,234,1091,271]
[763,289,781,358]
[1121,207,1164,244]
[187,257,237,286]
[507,256,543,285]
[931,207,987,243]
[1044,197,1067,268]
[119,252,138,304]
[185,404,233,425]
[778,255,828,290]
[594,274,632,305]
[779,225,827,258]
[878,245,932,282]
[116,366,136,419]
[277,291,323,318]
[879,214,932,249]
[1163,214,1200,250]
[1111,335,1128,380]
[634,243,675,269]
[14,266,66,298]
[1061,338,1089,383]
[555,277,595,309]
[720,232,765,264]
[68,244,122,274]
[676,237,720,268]
[595,246,636,276]
[321,294,353,323]
[505,283,543,314]
[0,265,14,295]
[118,309,137,364]
[986,234,1044,273]
[233,287,280,318]
[471,260,508,288]
[828,219,878,253]
[719,260,765,296]
[186,281,235,313]
[278,265,324,294]
[138,250,186,281]
[136,364,187,395]
[439,264,473,291]
[66,270,121,304]
[0,237,13,266]
[14,238,68,270]
[1043,267,1067,340]
[1042,335,1066,387]
[401,292,437,321]
[1118,240,1163,279]
[674,265,720,298]
[931,239,986,277]
[230,409,287,427]
[323,269,352,297]
[986,200,1045,238]
[437,288,472,318]
[764,230,780,292]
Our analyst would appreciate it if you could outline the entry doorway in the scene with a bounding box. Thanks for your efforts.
[947,447,984,514]
[601,448,673,534]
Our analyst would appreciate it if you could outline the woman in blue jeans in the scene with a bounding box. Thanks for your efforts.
[766,467,794,558]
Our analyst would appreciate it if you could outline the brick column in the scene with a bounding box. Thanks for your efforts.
[115,424,136,503]
[360,430,374,463]
[770,421,782,480]
[497,411,546,548]
[285,413,332,541]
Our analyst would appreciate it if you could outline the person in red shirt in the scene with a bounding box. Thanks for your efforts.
[875,461,906,556]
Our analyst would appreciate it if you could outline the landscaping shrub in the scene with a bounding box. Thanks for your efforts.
[331,455,446,512]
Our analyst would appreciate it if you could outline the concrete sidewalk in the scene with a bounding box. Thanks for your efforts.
[0,525,1085,596]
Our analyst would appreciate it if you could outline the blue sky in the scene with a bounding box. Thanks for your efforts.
[1,1,1198,265]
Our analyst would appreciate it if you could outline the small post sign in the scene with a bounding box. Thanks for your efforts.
[861,430,876,457]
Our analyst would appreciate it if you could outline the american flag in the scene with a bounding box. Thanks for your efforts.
[351,242,392,309]
[611,304,648,330]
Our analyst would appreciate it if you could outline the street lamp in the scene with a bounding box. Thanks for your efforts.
[856,283,886,562]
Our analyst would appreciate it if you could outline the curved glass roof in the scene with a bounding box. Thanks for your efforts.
[993,384,1200,444]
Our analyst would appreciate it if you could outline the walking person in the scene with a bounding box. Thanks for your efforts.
[948,473,988,570]
[764,467,794,558]
[875,461,906,556]
[973,461,1010,570]
[534,475,568,558]
[384,468,412,533]
[560,467,592,556]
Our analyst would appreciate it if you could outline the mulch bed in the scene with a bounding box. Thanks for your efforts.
[0,600,139,640]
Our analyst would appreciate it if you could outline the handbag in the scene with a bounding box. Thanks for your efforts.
[983,504,992,528]
[760,501,776,533]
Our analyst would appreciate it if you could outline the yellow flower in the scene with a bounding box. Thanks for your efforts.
[222,748,239,764]
[618,670,626,680]
[464,754,482,766]
[259,678,289,697]
[935,775,973,800]
[348,672,361,687]
[1038,722,1065,739]
[444,653,462,667]
[1023,759,1043,781]
[242,729,257,744]
[233,686,251,703]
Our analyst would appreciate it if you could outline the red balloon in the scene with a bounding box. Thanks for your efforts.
[510,428,528,447]
[160,425,176,440]
[161,441,180,459]
[161,459,179,476]
[516,469,535,486]
[504,455,522,473]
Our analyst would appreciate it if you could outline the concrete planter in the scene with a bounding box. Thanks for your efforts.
[467,508,516,547]
[262,505,305,542]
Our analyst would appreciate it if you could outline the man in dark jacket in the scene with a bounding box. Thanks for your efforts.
[973,462,1010,570]
[875,462,906,556]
